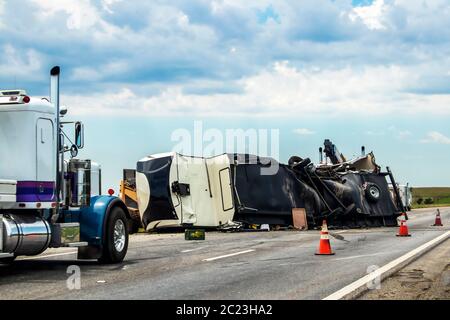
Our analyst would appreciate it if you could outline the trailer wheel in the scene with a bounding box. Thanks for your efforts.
[290,157,311,171]
[288,156,303,166]
[365,183,381,203]
[99,206,129,264]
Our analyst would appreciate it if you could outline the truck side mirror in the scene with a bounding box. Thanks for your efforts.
[75,122,84,149]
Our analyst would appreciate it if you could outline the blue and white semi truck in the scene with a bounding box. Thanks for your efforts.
[0,66,131,264]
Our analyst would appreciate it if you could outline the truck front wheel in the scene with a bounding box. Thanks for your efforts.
[99,206,129,264]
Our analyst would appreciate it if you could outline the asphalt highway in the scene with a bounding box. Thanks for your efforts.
[0,207,448,300]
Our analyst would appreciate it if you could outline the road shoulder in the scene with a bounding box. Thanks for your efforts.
[359,238,450,300]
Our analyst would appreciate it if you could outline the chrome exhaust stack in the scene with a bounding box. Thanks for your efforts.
[50,66,63,210]
[50,66,60,111]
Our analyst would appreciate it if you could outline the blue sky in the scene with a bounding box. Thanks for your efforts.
[1,0,450,190]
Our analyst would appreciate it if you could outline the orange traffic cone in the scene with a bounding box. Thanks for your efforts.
[397,213,411,237]
[315,220,335,255]
[431,209,443,227]
[432,209,443,226]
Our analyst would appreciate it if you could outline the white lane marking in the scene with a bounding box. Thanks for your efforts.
[181,247,206,253]
[331,252,384,261]
[19,251,78,261]
[323,230,450,300]
[203,249,255,262]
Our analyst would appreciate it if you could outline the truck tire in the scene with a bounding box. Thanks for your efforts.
[98,206,129,264]
[290,157,311,171]
[288,156,303,166]
[365,183,381,203]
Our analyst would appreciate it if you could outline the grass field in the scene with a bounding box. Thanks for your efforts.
[412,187,450,208]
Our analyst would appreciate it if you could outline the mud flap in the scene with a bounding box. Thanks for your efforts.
[78,245,102,260]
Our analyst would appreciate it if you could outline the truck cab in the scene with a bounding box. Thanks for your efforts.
[0,67,131,264]
[0,91,57,210]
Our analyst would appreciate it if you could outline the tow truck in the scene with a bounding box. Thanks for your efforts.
[0,66,131,264]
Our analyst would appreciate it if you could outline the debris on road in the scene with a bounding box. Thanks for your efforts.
[185,229,206,241]
[125,140,404,232]
[328,232,349,242]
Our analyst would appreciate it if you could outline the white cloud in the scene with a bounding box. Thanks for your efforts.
[211,0,271,13]
[31,0,100,30]
[0,0,4,28]
[397,130,412,140]
[62,61,450,117]
[70,61,128,82]
[420,131,450,145]
[102,0,122,14]
[1,0,450,120]
[62,88,136,115]
[293,128,316,135]
[71,67,102,82]
[0,45,42,78]
[387,126,412,140]
[365,127,412,139]
[350,0,388,30]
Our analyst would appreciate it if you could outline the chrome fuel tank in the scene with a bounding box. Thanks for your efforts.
[1,213,51,256]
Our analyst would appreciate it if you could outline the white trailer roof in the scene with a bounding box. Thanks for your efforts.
[0,97,54,114]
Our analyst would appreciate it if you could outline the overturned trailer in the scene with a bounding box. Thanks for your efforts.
[135,142,403,230]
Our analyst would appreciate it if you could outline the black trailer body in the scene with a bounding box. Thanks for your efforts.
[230,155,400,229]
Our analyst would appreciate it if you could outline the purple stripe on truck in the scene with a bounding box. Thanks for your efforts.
[16,181,56,202]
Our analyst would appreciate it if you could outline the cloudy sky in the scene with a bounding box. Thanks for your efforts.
[1,0,450,189]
